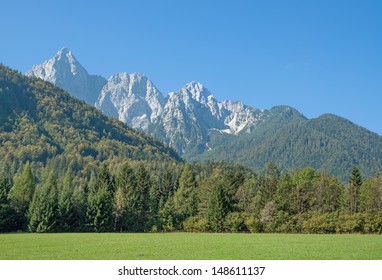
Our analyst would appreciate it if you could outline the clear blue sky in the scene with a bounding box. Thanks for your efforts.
[1,0,382,134]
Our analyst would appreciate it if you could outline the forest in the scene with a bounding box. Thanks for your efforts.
[1,159,381,234]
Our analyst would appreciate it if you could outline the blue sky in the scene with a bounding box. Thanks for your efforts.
[1,0,382,134]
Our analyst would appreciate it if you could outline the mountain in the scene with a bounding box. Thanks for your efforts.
[26,48,106,104]
[154,81,267,156]
[0,64,180,168]
[193,110,382,180]
[95,72,165,130]
[25,49,382,180]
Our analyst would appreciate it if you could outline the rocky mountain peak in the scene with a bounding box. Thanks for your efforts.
[26,48,106,105]
[182,81,212,104]
[96,72,164,130]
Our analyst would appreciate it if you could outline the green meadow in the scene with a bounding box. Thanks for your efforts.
[0,233,381,260]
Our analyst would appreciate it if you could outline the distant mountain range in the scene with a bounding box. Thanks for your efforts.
[25,48,382,180]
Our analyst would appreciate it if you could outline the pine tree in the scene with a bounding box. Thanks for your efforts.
[0,175,11,205]
[95,164,115,193]
[174,163,198,219]
[159,195,177,231]
[206,183,229,232]
[28,173,58,233]
[86,166,114,232]
[114,162,136,231]
[9,163,35,230]
[134,164,151,231]
[0,174,16,232]
[348,167,362,214]
[57,170,75,231]
[87,186,113,232]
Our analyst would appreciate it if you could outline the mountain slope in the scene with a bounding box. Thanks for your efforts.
[0,64,180,166]
[193,111,382,180]
[26,48,106,105]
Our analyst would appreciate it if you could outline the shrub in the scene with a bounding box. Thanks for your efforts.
[336,213,364,233]
[244,215,263,233]
[224,212,247,232]
[363,212,382,234]
[183,216,208,232]
[302,213,338,233]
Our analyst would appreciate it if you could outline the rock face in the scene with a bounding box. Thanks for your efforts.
[27,48,269,156]
[95,72,165,131]
[156,81,266,155]
[26,48,106,105]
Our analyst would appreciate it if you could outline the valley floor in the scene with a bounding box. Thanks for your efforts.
[0,233,381,260]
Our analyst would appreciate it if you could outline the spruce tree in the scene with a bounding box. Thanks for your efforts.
[114,162,136,231]
[86,166,114,232]
[0,175,16,232]
[9,163,35,230]
[0,175,11,205]
[206,183,229,232]
[348,167,362,214]
[28,173,58,233]
[134,164,151,231]
[174,163,198,219]
[57,170,75,231]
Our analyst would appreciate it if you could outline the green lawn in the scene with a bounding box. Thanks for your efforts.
[0,233,381,260]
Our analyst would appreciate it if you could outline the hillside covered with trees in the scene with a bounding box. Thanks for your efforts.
[0,64,179,172]
[191,108,382,181]
[1,64,382,234]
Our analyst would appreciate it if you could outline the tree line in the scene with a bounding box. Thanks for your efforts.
[1,160,382,234]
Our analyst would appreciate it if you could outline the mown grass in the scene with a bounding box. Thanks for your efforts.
[0,233,381,260]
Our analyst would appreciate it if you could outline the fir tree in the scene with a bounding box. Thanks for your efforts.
[114,162,136,231]
[134,164,151,231]
[174,163,198,219]
[86,165,114,232]
[206,183,230,232]
[57,170,75,231]
[348,167,362,214]
[28,173,58,233]
[9,163,35,230]
[0,174,16,232]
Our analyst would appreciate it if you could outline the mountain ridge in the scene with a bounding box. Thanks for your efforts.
[23,48,382,180]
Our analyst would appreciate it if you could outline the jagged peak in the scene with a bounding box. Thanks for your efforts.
[57,47,71,55]
[54,47,78,64]
[182,81,213,104]
[108,72,153,86]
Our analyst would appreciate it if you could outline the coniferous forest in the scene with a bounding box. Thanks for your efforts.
[1,65,382,234]
[1,160,382,234]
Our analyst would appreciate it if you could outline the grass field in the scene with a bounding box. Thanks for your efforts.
[0,233,381,260]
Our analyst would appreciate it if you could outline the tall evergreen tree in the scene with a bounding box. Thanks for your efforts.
[9,163,35,230]
[86,165,114,232]
[348,167,362,214]
[174,163,198,219]
[206,183,229,232]
[114,162,136,231]
[28,173,58,233]
[0,175,11,205]
[134,164,151,231]
[57,170,75,231]
[0,174,16,232]
[87,186,113,232]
